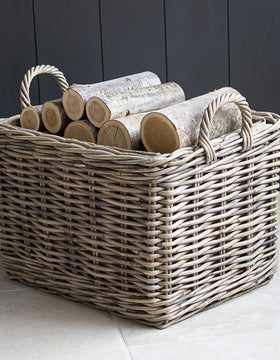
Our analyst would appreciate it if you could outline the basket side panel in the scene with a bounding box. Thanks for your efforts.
[151,121,279,327]
[0,133,162,322]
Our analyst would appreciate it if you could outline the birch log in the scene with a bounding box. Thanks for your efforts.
[64,120,98,143]
[20,105,43,131]
[141,87,242,153]
[62,71,161,121]
[86,82,185,128]
[97,113,147,150]
[42,99,68,134]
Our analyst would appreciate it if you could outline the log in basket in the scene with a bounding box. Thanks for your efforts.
[0,65,279,328]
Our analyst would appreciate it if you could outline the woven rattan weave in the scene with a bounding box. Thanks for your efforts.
[0,66,279,328]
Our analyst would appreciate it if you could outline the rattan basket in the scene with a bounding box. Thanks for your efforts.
[0,65,279,329]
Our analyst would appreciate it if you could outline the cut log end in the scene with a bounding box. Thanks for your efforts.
[62,88,84,120]
[86,97,111,128]
[42,102,66,134]
[20,107,41,131]
[64,120,97,143]
[97,120,132,149]
[141,113,180,153]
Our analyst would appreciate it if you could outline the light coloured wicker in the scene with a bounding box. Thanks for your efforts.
[20,64,69,109]
[0,66,279,328]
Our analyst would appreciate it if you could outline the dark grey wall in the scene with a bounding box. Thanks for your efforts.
[1,0,280,117]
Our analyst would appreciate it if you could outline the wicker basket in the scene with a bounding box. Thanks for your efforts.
[0,65,279,329]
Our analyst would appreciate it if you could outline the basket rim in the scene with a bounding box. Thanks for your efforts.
[0,111,279,167]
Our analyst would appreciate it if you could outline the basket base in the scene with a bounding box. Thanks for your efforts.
[2,261,277,329]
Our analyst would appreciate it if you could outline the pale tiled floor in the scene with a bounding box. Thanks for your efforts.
[1,247,280,359]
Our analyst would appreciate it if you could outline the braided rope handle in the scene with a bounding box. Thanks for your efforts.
[20,65,69,109]
[198,92,252,164]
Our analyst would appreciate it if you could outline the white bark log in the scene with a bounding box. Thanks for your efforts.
[20,105,43,131]
[97,113,147,150]
[64,120,98,143]
[86,82,185,128]
[141,87,242,153]
[42,99,68,134]
[62,71,161,121]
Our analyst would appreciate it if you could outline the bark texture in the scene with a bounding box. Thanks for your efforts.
[86,82,185,127]
[141,87,242,153]
[62,71,161,121]
[97,113,147,150]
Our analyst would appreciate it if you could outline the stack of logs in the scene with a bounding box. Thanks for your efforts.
[20,71,242,153]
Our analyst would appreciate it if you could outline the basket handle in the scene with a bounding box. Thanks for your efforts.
[197,92,252,164]
[20,64,69,109]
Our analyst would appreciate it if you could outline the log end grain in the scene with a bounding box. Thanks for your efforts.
[62,88,84,120]
[20,107,42,131]
[97,120,132,149]
[141,113,180,153]
[86,96,111,128]
[42,101,66,134]
[64,120,97,143]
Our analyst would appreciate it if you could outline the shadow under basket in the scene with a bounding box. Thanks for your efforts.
[0,106,279,328]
